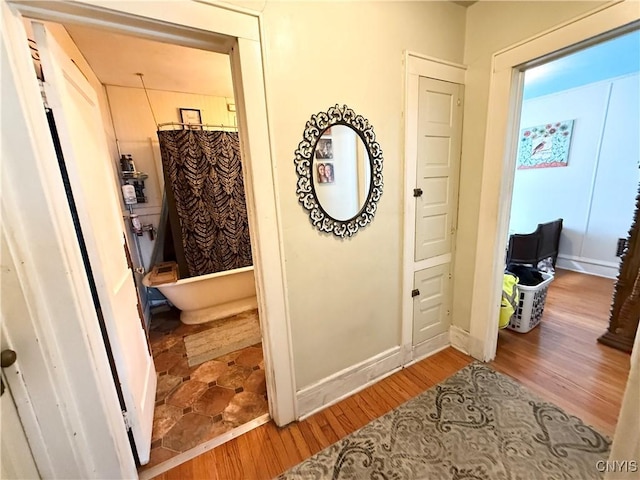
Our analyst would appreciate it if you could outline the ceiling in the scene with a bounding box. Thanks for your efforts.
[64,24,235,98]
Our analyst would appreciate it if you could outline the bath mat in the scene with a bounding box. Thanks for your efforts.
[278,363,611,480]
[184,310,261,367]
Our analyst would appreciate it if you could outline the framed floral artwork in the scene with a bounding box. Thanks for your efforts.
[517,120,574,169]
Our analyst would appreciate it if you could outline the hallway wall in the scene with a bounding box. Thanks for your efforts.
[258,1,466,389]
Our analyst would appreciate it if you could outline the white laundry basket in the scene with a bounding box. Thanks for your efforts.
[507,272,554,333]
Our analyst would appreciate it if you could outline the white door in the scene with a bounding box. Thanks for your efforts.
[1,373,40,480]
[413,264,451,345]
[415,77,463,261]
[33,23,156,464]
[412,77,463,346]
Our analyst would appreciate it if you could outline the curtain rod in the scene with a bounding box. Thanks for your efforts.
[157,122,238,131]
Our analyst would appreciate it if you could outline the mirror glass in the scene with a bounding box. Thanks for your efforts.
[294,104,383,238]
[312,125,372,221]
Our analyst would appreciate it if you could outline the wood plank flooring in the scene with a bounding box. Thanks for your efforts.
[153,269,630,480]
[492,268,630,437]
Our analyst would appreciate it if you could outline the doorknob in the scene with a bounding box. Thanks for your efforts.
[1,350,17,396]
[1,350,17,368]
[413,188,423,198]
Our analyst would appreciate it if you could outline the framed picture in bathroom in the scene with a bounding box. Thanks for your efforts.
[179,108,202,130]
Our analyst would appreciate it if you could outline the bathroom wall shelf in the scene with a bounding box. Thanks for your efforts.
[121,171,148,181]
[119,154,149,204]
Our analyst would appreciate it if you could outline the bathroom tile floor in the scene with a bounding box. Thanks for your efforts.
[141,307,268,471]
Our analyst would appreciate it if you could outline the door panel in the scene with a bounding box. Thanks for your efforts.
[411,76,463,347]
[1,376,41,480]
[413,264,451,345]
[415,77,463,261]
[33,23,155,464]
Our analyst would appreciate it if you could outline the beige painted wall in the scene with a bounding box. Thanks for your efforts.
[47,0,613,394]
[452,1,608,332]
[257,1,467,388]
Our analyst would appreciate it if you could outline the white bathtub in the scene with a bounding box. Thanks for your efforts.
[143,265,258,325]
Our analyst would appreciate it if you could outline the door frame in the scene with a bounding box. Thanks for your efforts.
[402,52,467,365]
[468,1,640,362]
[2,0,295,477]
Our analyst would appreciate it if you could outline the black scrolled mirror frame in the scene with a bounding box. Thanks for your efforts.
[294,104,383,238]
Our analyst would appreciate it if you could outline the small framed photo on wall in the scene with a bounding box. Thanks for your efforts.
[315,138,333,159]
[316,162,335,184]
[179,108,202,130]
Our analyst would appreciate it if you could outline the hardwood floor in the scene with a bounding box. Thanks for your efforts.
[492,268,630,437]
[153,269,630,480]
[152,348,473,479]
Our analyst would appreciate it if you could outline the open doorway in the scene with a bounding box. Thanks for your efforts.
[72,27,270,471]
[23,17,269,474]
[493,29,639,435]
[3,2,295,477]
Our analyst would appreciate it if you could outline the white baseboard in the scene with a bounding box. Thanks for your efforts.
[449,325,470,355]
[406,331,451,366]
[296,346,403,419]
[556,255,619,279]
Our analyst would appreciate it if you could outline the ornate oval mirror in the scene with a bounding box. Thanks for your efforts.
[294,105,383,238]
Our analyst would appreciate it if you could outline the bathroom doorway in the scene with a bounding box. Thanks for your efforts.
[3,0,292,476]
[34,21,270,472]
[3,2,297,477]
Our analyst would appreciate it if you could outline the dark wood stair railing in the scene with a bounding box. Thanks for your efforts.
[598,186,640,353]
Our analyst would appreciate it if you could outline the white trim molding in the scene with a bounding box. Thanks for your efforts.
[468,2,640,362]
[408,332,451,366]
[296,347,403,419]
[406,51,467,84]
[449,325,470,355]
[556,255,620,279]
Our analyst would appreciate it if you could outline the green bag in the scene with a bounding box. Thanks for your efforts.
[500,273,519,329]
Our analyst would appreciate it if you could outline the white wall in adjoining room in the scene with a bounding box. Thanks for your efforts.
[509,73,639,278]
[105,85,236,270]
[583,74,640,267]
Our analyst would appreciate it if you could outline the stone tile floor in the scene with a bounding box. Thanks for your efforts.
[141,308,268,470]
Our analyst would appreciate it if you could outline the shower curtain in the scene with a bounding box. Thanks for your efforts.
[157,129,252,278]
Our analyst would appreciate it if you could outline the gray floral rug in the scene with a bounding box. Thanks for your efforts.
[278,363,610,480]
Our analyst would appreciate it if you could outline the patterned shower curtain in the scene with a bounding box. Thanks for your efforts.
[157,129,252,277]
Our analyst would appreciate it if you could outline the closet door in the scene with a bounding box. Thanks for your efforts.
[412,77,463,347]
[413,263,451,345]
[414,77,463,262]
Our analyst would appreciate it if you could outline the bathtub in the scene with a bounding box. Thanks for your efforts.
[143,265,258,325]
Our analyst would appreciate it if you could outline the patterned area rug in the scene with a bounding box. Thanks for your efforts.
[279,363,611,480]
